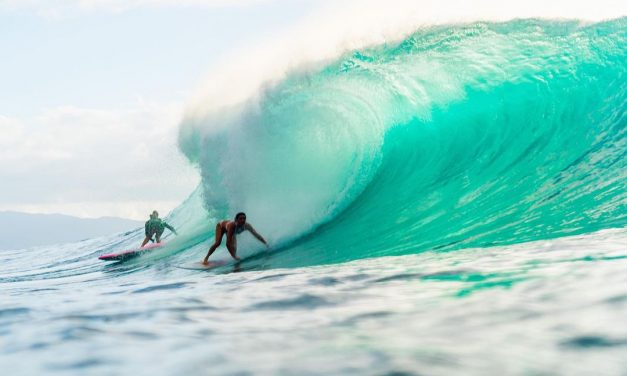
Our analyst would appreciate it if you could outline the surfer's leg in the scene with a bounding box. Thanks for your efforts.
[155,228,165,243]
[203,223,224,263]
[140,235,151,247]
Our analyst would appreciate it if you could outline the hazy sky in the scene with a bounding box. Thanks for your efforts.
[0,0,328,220]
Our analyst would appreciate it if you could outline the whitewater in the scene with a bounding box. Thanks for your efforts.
[2,3,626,375]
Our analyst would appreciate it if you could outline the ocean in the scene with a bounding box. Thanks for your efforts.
[2,17,626,375]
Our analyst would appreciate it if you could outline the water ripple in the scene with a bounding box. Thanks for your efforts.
[248,294,331,310]
[132,282,192,294]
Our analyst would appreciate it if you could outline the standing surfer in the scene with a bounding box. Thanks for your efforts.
[202,212,268,264]
[141,210,177,247]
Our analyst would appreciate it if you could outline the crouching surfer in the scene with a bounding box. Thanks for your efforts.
[202,212,268,264]
[141,210,177,247]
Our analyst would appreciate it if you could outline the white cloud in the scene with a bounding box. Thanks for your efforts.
[0,101,199,219]
[0,116,24,147]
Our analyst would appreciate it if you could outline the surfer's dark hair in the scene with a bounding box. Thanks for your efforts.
[235,212,246,220]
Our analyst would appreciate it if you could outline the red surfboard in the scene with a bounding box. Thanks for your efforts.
[98,242,164,261]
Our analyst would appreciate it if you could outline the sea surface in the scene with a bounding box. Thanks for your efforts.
[2,18,626,375]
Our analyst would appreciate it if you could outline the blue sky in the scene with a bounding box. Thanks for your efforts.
[1,1,323,116]
[0,0,328,219]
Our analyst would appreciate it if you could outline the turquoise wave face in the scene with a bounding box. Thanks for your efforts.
[179,18,626,267]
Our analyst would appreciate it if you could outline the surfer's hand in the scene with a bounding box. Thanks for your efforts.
[202,259,208,265]
[234,256,241,261]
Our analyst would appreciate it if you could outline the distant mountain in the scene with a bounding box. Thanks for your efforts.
[0,211,142,250]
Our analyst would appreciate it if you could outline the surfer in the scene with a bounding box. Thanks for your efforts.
[141,210,177,247]
[202,212,268,264]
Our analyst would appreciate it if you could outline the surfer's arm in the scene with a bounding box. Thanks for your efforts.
[246,224,268,246]
[164,222,178,235]
[225,225,240,260]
